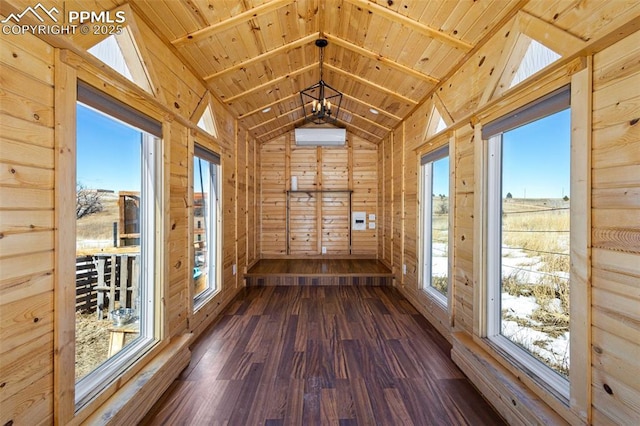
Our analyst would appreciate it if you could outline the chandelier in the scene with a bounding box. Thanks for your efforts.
[299,39,343,125]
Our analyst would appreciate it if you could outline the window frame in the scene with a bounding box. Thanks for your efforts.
[192,144,222,309]
[419,144,451,307]
[482,85,572,401]
[74,82,162,408]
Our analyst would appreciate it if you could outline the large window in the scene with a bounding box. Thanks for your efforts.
[484,87,571,397]
[420,146,450,305]
[75,82,161,407]
[193,145,221,308]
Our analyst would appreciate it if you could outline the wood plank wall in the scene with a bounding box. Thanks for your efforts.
[259,133,378,257]
[590,30,640,425]
[0,31,55,424]
[377,12,640,426]
[0,8,258,425]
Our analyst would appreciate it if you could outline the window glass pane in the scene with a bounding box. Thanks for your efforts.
[75,102,157,403]
[421,150,449,304]
[193,151,219,305]
[499,108,571,379]
[430,156,449,296]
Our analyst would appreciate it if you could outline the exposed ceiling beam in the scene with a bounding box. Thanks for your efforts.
[248,106,300,131]
[324,34,440,85]
[341,93,402,121]
[238,93,300,119]
[203,34,320,81]
[172,0,291,47]
[338,107,392,131]
[221,63,317,103]
[324,63,419,105]
[343,0,474,51]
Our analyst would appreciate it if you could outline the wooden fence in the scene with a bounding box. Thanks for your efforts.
[76,255,97,313]
[75,254,140,317]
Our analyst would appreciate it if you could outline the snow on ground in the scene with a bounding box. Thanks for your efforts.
[502,293,570,370]
[500,247,570,372]
[430,243,569,373]
[431,242,448,277]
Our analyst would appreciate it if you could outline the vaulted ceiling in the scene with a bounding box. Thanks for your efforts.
[133,0,530,143]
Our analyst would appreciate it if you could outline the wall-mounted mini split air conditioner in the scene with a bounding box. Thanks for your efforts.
[294,127,346,146]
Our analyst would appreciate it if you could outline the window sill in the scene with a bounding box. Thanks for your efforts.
[77,333,192,425]
[451,332,576,425]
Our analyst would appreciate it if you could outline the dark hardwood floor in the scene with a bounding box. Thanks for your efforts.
[142,286,505,425]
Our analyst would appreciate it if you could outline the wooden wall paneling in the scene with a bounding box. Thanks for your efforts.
[392,125,405,285]
[168,123,189,336]
[322,146,350,255]
[237,127,248,281]
[568,61,592,422]
[222,150,236,287]
[132,16,205,122]
[0,31,57,425]
[260,137,287,255]
[454,126,475,336]
[289,143,318,255]
[589,30,640,424]
[247,133,257,267]
[384,134,394,266]
[316,147,323,254]
[351,138,378,256]
[377,136,385,262]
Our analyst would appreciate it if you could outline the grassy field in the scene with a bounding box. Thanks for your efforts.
[500,197,570,377]
[76,192,120,254]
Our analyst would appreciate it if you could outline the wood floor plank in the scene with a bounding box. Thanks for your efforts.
[142,286,506,425]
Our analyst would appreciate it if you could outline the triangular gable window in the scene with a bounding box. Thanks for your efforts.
[197,104,218,139]
[509,39,561,88]
[425,104,448,140]
[88,27,152,93]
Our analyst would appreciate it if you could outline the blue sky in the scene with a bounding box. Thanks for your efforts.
[502,108,570,199]
[432,157,449,197]
[76,104,141,192]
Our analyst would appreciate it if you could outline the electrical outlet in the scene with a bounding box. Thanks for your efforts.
[403,264,407,275]
[322,246,327,254]
[232,264,237,275]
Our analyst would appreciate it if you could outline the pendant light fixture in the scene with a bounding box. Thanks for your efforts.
[299,39,343,125]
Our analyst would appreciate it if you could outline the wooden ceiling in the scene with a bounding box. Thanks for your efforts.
[131,0,530,143]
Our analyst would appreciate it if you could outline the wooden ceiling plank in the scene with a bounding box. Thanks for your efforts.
[203,34,319,81]
[343,0,473,51]
[172,0,291,47]
[396,0,530,134]
[222,63,317,103]
[338,106,393,131]
[324,34,439,85]
[239,94,300,119]
[342,93,402,121]
[324,63,418,105]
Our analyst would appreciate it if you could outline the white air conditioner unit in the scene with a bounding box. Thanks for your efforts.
[294,127,346,146]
